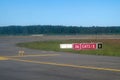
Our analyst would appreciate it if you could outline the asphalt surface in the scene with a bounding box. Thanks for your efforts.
[0,35,120,80]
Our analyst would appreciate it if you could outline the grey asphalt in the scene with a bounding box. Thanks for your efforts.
[0,35,120,80]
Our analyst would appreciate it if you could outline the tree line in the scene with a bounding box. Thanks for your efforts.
[0,25,120,35]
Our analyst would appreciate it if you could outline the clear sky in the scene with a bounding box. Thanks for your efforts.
[0,0,120,26]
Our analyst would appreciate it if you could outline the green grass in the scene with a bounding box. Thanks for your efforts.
[16,39,120,57]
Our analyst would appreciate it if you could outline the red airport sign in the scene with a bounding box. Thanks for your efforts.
[73,43,97,50]
[60,43,102,50]
[73,43,81,50]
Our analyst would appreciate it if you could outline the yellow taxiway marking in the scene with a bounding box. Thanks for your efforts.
[10,58,120,72]
[0,56,9,60]
[5,54,60,58]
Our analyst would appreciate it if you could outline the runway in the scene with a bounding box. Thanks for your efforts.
[0,35,120,80]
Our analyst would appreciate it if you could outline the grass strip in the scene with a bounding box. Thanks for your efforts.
[17,39,120,57]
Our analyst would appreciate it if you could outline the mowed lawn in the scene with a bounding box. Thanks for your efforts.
[17,39,120,57]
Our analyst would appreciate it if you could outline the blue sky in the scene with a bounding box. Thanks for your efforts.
[0,0,120,26]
